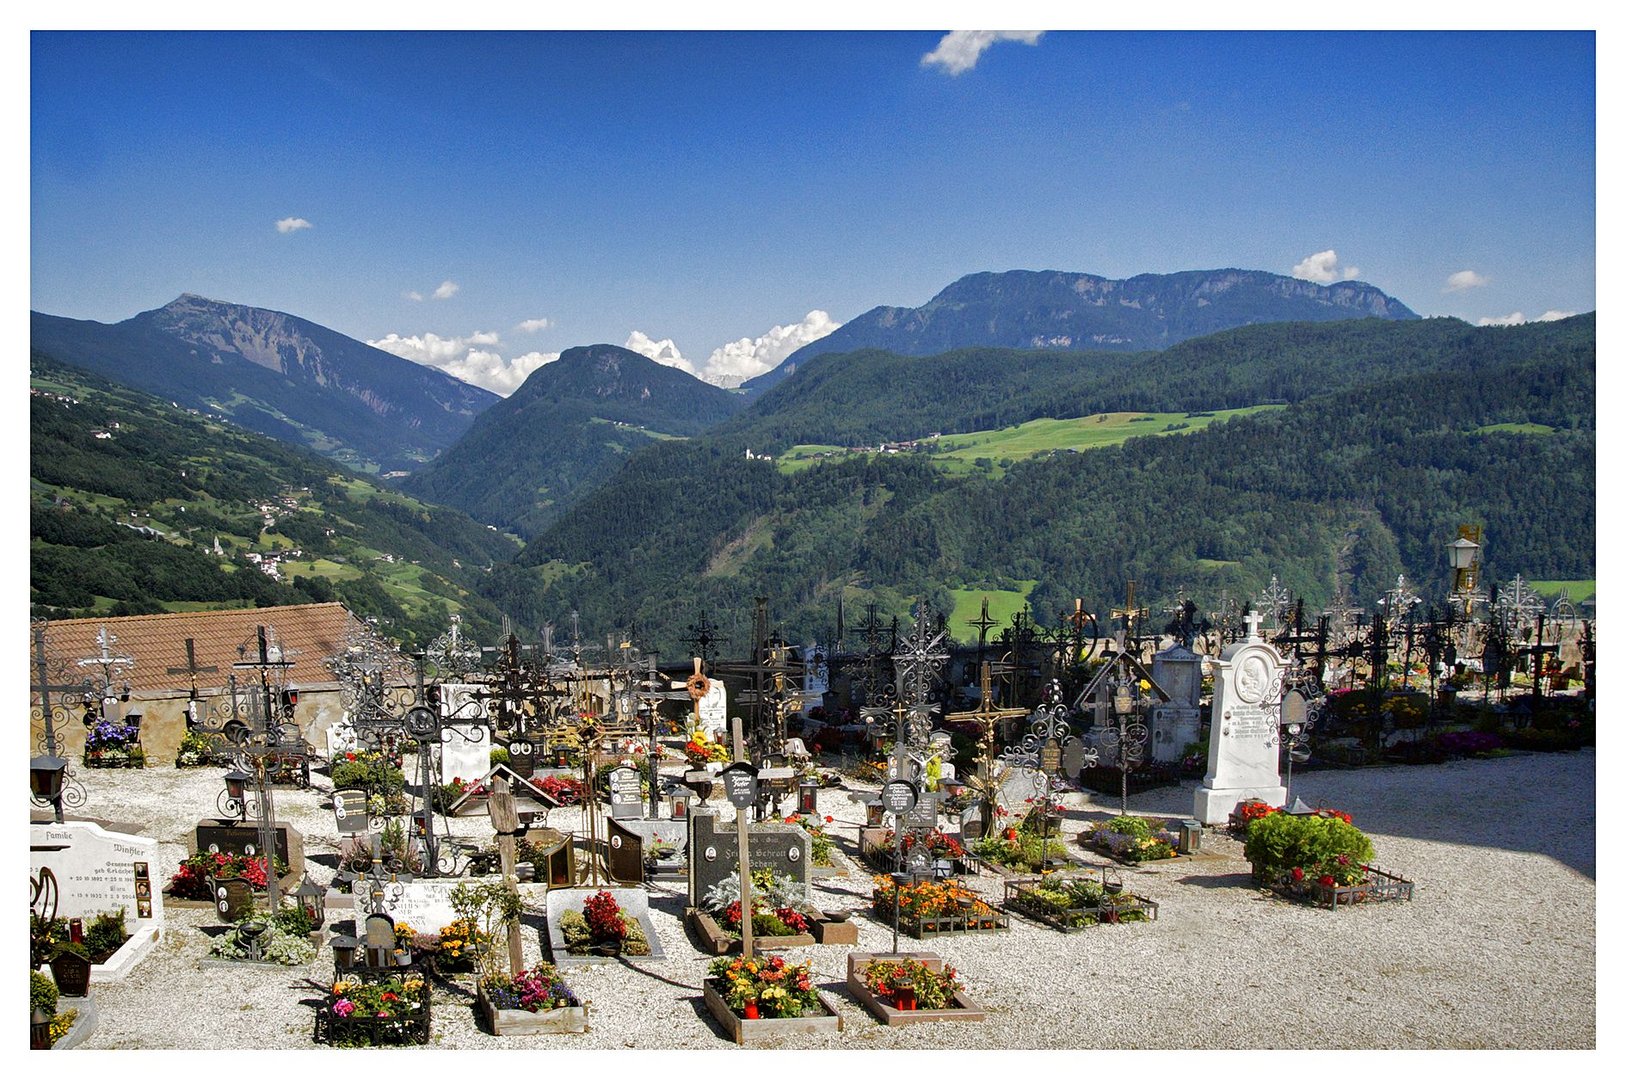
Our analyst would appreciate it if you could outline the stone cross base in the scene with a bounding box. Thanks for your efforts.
[1193,783,1286,826]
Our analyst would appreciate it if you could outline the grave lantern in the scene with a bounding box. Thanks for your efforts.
[329,933,358,970]
[1177,819,1203,854]
[223,767,250,802]
[671,789,690,819]
[295,874,326,930]
[797,777,819,815]
[29,754,67,803]
[31,1006,51,1050]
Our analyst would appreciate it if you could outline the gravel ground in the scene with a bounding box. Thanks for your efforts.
[59,748,1594,1051]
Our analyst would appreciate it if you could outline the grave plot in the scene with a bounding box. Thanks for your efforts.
[846,952,987,1025]
[1241,803,1415,910]
[702,954,843,1045]
[1000,871,1159,932]
[1079,814,1183,865]
[870,875,1009,938]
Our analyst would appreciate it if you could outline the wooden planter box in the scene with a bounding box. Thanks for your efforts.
[845,952,986,1025]
[686,908,816,954]
[1255,864,1415,910]
[477,984,590,1035]
[701,978,843,1045]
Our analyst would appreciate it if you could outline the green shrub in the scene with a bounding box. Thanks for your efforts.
[31,970,58,1018]
[1244,812,1374,886]
[83,907,128,963]
[329,752,405,795]
[488,746,510,767]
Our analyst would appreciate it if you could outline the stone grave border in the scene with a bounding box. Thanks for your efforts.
[700,980,843,1045]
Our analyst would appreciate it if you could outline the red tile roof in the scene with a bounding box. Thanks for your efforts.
[31,603,374,698]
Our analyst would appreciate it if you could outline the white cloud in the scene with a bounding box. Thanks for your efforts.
[404,291,424,302]
[700,310,842,388]
[433,280,460,300]
[367,329,558,395]
[1445,269,1488,292]
[921,31,1043,75]
[1291,249,1360,284]
[1477,309,1578,327]
[623,331,699,377]
[276,217,313,234]
[516,317,552,333]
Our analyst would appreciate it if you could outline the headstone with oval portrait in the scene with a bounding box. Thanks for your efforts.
[1193,613,1288,824]
[684,809,810,907]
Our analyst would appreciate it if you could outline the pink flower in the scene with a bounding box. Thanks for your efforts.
[332,999,354,1018]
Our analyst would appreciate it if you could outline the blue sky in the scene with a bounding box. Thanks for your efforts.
[30,29,1596,393]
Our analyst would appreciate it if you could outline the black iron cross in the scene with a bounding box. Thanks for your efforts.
[167,637,220,721]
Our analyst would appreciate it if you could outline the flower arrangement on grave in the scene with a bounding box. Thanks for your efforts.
[1235,798,1280,828]
[781,811,836,866]
[1243,810,1375,896]
[1434,730,1506,757]
[972,825,1067,872]
[861,957,964,1011]
[535,773,586,804]
[707,954,821,1018]
[445,881,525,971]
[874,827,965,861]
[683,730,731,766]
[852,758,890,784]
[480,963,580,1013]
[1085,815,1180,863]
[327,973,427,1028]
[432,777,471,812]
[209,905,319,965]
[871,876,998,921]
[558,890,651,956]
[700,869,817,938]
[167,851,287,899]
[31,906,132,967]
[431,917,490,970]
[83,719,142,767]
[175,730,216,767]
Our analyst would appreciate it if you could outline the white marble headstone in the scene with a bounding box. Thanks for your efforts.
[1193,618,1287,823]
[439,723,491,785]
[326,715,359,758]
[697,679,727,740]
[31,821,164,927]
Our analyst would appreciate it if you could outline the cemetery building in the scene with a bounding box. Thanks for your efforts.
[30,603,373,763]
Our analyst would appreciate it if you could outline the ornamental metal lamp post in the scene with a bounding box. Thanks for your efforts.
[29,755,67,816]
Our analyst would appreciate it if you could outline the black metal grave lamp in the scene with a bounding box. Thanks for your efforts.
[30,754,67,803]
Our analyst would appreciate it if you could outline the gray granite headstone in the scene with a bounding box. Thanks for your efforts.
[608,766,644,820]
[685,810,810,907]
[193,820,305,879]
[333,789,370,835]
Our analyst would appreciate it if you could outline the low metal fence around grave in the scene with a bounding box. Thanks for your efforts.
[1000,876,1159,932]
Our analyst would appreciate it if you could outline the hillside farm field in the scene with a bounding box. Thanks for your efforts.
[779,406,1284,477]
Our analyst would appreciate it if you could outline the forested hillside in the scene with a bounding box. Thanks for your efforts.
[30,353,517,647]
[488,315,1594,653]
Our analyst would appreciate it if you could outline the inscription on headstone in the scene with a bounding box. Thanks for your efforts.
[901,792,939,832]
[333,789,371,835]
[194,820,305,879]
[30,821,165,926]
[719,763,759,809]
[1194,621,1287,824]
[685,810,810,907]
[608,766,644,820]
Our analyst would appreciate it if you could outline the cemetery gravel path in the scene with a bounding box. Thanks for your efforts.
[65,748,1593,1050]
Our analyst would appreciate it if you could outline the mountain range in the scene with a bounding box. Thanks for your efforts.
[740,268,1420,395]
[30,294,498,475]
[29,266,1592,657]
